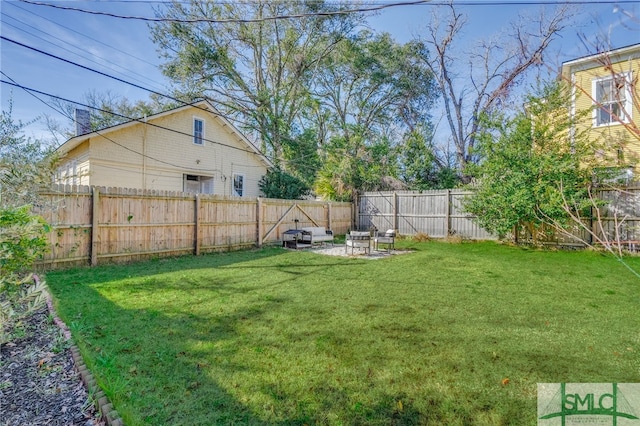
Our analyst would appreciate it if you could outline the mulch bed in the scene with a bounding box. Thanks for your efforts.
[0,306,101,426]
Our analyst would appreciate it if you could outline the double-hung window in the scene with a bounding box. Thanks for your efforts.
[593,72,632,126]
[193,118,204,145]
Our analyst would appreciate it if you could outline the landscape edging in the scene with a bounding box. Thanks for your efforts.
[39,275,124,426]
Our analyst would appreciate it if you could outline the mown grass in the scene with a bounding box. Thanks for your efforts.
[46,241,640,425]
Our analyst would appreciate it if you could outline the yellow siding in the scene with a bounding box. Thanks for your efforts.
[57,142,91,186]
[57,103,269,195]
[563,48,640,168]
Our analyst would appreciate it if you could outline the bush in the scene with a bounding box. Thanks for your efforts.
[0,205,50,289]
[259,168,311,200]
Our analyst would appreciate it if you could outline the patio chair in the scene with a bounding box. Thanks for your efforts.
[345,230,371,255]
[374,229,396,253]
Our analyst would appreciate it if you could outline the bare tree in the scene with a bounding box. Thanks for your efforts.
[416,3,573,180]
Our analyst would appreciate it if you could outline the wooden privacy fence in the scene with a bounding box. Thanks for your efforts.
[35,185,352,267]
[357,190,495,240]
[358,187,640,247]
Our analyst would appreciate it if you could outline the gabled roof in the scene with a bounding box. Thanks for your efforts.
[56,100,274,168]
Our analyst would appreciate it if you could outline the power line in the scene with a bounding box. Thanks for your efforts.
[16,0,433,23]
[1,71,68,118]
[1,35,172,104]
[6,1,161,71]
[0,35,256,132]
[0,32,319,170]
[0,77,271,165]
[0,15,166,93]
[15,0,640,24]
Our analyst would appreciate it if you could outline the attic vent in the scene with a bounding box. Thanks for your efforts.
[75,109,91,136]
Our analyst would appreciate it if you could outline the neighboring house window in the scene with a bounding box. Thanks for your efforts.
[183,174,213,194]
[593,72,632,126]
[57,160,78,185]
[193,118,204,145]
[233,174,244,197]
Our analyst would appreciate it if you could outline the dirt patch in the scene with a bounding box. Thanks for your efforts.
[0,306,101,426]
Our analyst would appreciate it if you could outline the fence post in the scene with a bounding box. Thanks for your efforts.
[353,194,358,230]
[90,187,99,266]
[393,192,399,232]
[257,197,263,248]
[194,194,201,256]
[589,206,595,245]
[327,202,332,231]
[445,190,451,236]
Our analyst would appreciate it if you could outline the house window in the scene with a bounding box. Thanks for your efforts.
[593,72,632,126]
[233,174,244,197]
[57,160,78,185]
[183,174,213,194]
[193,118,204,145]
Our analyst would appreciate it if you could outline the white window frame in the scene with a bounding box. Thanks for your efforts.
[232,173,244,197]
[592,71,633,127]
[193,117,205,145]
[183,174,214,194]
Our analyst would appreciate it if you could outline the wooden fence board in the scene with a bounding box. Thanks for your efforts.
[36,185,352,267]
[359,187,640,247]
[358,190,496,240]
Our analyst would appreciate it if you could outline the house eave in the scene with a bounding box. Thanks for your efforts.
[562,43,640,72]
[55,100,274,169]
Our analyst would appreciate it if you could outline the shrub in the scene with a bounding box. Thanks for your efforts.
[0,205,50,289]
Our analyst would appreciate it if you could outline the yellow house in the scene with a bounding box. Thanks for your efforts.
[55,100,273,196]
[561,43,640,177]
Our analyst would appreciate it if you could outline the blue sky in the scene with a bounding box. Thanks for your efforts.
[1,0,638,144]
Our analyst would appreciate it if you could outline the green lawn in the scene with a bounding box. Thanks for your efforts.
[46,241,640,425]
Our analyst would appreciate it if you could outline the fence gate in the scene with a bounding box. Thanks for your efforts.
[258,201,324,246]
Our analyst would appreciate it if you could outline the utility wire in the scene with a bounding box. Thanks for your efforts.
[6,1,161,70]
[1,71,68,119]
[17,0,432,23]
[1,34,397,171]
[0,35,257,132]
[0,16,165,93]
[0,77,269,164]
[0,35,330,168]
[15,0,640,24]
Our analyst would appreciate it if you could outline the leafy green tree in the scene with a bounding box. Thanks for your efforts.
[312,31,437,199]
[1,100,52,279]
[281,128,322,188]
[314,132,401,201]
[259,168,311,200]
[1,100,52,341]
[151,0,362,166]
[1,99,56,207]
[465,81,605,239]
[400,127,460,190]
